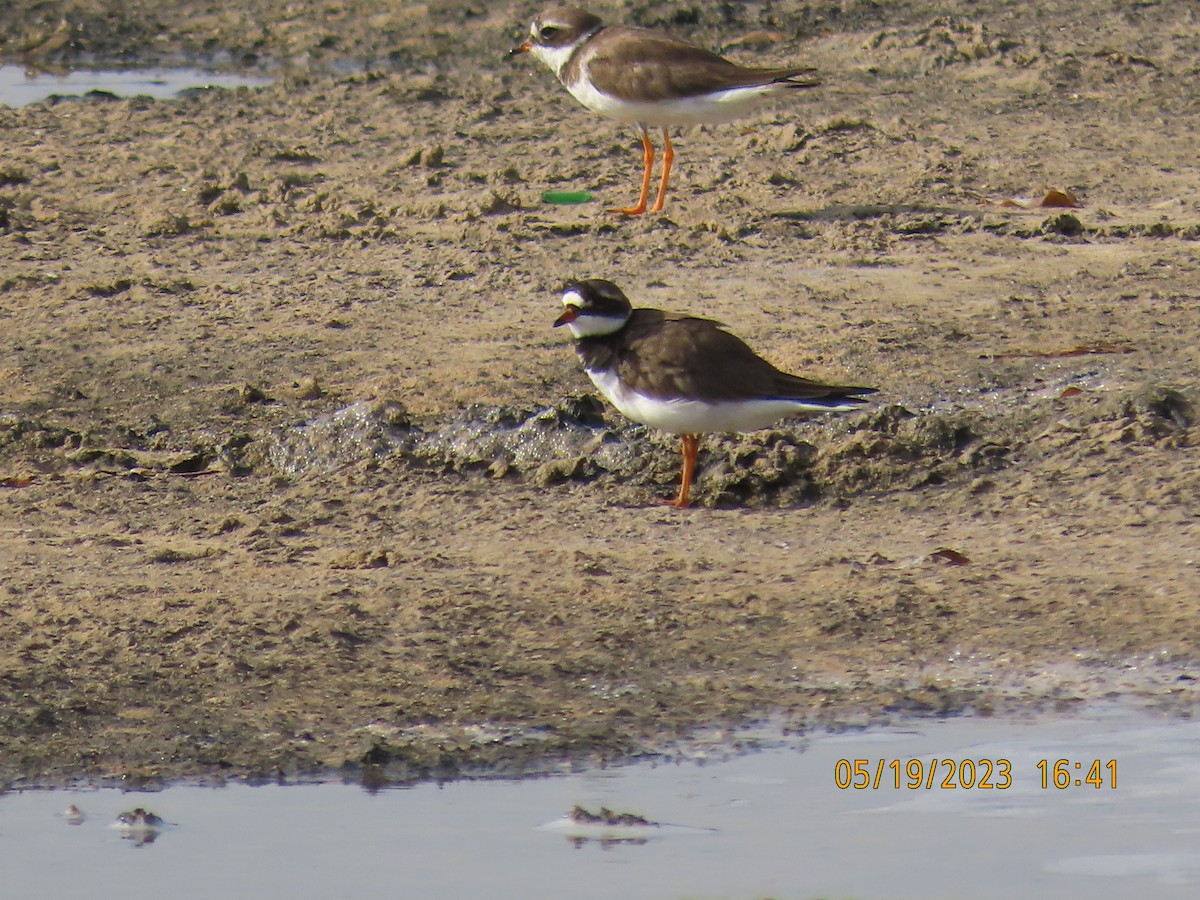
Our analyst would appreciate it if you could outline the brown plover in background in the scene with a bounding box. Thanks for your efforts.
[511,5,820,215]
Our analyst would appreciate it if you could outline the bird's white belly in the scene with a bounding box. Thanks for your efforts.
[588,369,822,434]
[566,74,780,126]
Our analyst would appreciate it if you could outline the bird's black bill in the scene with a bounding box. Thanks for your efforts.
[554,306,580,327]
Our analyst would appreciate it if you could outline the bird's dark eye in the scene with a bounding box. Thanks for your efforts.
[538,24,560,41]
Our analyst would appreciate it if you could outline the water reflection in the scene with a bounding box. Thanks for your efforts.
[0,64,270,107]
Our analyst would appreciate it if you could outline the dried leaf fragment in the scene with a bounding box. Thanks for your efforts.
[929,548,971,566]
[725,30,791,49]
[993,189,1081,209]
[1039,189,1079,208]
[986,342,1134,360]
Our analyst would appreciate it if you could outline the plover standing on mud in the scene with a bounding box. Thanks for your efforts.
[554,279,876,507]
[511,5,820,214]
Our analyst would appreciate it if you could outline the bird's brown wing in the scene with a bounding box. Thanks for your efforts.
[618,312,868,403]
[585,29,817,102]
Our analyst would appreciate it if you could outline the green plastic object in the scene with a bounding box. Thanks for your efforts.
[542,190,593,205]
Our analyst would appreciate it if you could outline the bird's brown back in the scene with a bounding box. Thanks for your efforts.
[578,309,870,403]
[571,26,818,101]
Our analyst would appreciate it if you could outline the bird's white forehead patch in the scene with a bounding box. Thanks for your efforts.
[561,289,585,308]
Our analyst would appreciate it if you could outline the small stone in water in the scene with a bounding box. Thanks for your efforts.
[116,807,164,830]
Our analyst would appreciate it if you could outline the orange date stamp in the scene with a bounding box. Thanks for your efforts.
[834,757,1013,790]
[834,757,1118,790]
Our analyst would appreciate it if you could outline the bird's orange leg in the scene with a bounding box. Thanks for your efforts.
[650,126,673,213]
[669,433,700,508]
[610,126,654,216]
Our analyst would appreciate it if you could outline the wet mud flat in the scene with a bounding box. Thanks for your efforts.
[1,0,1199,784]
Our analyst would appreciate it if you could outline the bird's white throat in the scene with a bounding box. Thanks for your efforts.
[530,37,585,81]
[561,289,627,339]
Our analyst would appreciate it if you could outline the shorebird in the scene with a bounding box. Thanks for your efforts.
[554,279,875,507]
[511,6,820,215]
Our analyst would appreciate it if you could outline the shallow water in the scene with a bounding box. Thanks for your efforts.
[1,708,1198,899]
[0,65,269,107]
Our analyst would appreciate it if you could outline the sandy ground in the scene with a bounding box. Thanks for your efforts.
[0,1,1197,786]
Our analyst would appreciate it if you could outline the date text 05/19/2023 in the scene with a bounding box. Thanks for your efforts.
[833,758,1117,791]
